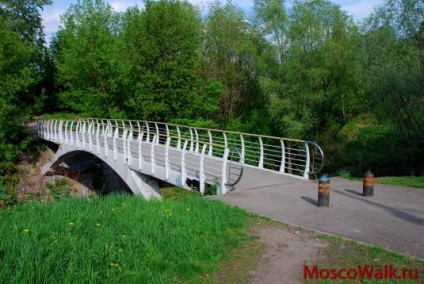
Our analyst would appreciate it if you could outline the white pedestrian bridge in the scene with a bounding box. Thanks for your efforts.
[38,118,324,198]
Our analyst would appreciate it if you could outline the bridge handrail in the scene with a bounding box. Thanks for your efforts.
[38,118,324,180]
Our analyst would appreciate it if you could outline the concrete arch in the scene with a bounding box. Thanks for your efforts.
[43,145,161,199]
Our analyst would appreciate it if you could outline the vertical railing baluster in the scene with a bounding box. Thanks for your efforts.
[128,121,133,167]
[194,129,199,154]
[104,124,108,158]
[221,147,230,194]
[70,121,74,147]
[82,120,86,149]
[208,130,213,156]
[89,120,92,148]
[280,139,286,173]
[138,131,144,171]
[145,122,150,142]
[181,140,188,188]
[155,123,159,145]
[165,124,170,180]
[304,142,310,179]
[199,145,206,195]
[258,137,264,168]
[113,127,118,161]
[76,121,80,149]
[177,126,181,149]
[123,128,127,165]
[151,134,156,175]
[64,121,68,144]
[96,121,100,154]
[240,134,245,163]
[59,120,63,143]
[189,128,194,152]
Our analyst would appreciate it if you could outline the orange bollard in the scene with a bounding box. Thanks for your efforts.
[318,175,330,207]
[363,170,374,197]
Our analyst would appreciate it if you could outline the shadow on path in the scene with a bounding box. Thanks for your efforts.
[301,196,317,206]
[334,190,424,225]
[344,189,362,196]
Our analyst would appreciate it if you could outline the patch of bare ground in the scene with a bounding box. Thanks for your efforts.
[213,218,328,284]
[15,145,93,200]
[248,223,328,284]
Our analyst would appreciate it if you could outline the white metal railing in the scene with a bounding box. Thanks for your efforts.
[38,118,324,192]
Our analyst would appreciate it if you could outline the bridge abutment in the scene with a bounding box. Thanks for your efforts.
[42,144,161,199]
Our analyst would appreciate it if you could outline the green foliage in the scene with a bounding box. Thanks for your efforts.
[0,179,18,207]
[122,0,203,122]
[53,0,126,118]
[271,0,363,140]
[0,195,250,283]
[202,1,264,127]
[3,0,423,180]
[360,0,424,174]
[0,0,50,177]
[44,178,74,201]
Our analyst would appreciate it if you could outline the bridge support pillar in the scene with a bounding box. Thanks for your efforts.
[127,170,161,199]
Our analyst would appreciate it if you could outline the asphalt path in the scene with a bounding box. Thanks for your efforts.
[211,168,424,259]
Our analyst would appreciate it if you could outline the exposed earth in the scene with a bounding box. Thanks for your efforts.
[248,224,328,283]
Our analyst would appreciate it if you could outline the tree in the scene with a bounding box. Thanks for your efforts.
[121,0,203,122]
[265,0,363,139]
[361,0,424,174]
[253,0,287,62]
[53,0,126,117]
[201,1,263,128]
[0,0,51,175]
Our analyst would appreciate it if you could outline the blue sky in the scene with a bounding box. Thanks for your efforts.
[41,0,385,43]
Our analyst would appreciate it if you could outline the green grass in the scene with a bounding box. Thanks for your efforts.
[375,176,424,189]
[305,234,424,283]
[0,194,251,283]
[338,172,424,189]
[324,113,422,177]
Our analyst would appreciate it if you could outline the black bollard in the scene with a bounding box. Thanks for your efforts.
[363,170,374,196]
[318,175,330,207]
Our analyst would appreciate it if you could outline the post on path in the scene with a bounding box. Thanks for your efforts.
[318,175,330,207]
[363,170,374,197]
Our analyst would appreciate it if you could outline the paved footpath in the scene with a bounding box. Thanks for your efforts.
[211,167,424,259]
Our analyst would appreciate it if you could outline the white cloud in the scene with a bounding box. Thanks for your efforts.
[333,0,385,21]
[109,0,144,12]
[41,7,66,44]
[41,0,384,45]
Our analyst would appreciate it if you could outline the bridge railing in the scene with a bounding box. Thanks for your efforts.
[38,118,324,191]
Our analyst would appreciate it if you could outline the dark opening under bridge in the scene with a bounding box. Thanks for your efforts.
[38,118,324,198]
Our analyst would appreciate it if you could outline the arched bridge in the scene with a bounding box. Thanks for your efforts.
[38,118,324,198]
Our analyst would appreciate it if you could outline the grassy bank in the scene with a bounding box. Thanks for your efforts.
[1,188,423,283]
[339,172,424,189]
[0,194,251,283]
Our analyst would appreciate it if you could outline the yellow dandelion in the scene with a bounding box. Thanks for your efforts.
[23,228,29,233]
[69,222,76,227]
[110,262,119,267]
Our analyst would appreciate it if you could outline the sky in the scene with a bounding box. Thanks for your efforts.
[41,0,385,44]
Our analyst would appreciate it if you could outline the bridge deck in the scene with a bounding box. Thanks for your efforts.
[211,170,424,259]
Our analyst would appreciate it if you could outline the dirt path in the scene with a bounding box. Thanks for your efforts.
[249,224,327,283]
